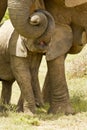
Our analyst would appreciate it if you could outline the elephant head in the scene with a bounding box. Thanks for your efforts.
[8,0,55,43]
[65,0,87,7]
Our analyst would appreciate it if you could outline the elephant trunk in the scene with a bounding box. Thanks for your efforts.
[8,0,48,39]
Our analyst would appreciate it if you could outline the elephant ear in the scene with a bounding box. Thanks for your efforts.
[9,30,27,57]
[46,24,73,61]
[65,0,87,7]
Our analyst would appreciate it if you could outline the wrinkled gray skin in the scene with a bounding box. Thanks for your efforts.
[1,0,87,115]
[0,0,55,114]
[42,0,87,114]
[0,5,55,114]
[8,0,87,115]
[0,21,73,115]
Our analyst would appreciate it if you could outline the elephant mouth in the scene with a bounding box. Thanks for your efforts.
[25,38,50,53]
[34,40,50,53]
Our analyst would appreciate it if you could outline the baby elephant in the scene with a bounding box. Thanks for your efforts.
[0,20,44,114]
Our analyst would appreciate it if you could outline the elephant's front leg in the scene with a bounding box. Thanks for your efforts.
[10,56,36,114]
[42,72,51,103]
[47,55,74,115]
[17,92,24,112]
[30,53,43,107]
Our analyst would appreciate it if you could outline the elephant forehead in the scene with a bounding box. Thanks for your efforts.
[65,0,87,7]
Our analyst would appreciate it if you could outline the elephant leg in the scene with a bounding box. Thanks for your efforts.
[1,80,13,104]
[47,55,74,115]
[42,71,51,103]
[17,92,24,112]
[69,24,85,54]
[0,80,13,112]
[17,53,43,111]
[30,53,44,107]
[10,56,36,114]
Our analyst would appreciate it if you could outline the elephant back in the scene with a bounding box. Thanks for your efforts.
[0,20,14,57]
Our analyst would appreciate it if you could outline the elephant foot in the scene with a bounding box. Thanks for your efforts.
[17,101,43,112]
[23,105,36,116]
[34,94,44,108]
[17,104,23,112]
[23,101,36,116]
[48,103,75,115]
[17,105,35,116]
[35,100,44,108]
[24,109,34,116]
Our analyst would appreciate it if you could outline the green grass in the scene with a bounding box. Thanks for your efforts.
[1,10,9,24]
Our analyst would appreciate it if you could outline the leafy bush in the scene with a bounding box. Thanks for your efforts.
[1,10,9,23]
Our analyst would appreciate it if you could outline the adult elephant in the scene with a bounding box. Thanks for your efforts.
[0,0,85,115]
[8,0,87,115]
[0,0,7,22]
[42,0,87,114]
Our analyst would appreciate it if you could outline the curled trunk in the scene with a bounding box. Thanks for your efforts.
[8,0,49,39]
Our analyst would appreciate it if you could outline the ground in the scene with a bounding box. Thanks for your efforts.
[0,50,87,130]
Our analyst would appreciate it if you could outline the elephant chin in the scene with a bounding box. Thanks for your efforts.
[23,37,50,53]
[33,40,50,53]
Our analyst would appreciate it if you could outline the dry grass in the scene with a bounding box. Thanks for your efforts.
[66,45,87,79]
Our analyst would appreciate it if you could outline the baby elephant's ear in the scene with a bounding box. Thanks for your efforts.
[46,25,73,61]
[9,30,27,57]
[65,0,87,7]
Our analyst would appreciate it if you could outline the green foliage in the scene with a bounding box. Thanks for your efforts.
[1,10,9,23]
[13,114,40,126]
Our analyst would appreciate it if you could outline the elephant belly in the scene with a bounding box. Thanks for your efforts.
[72,9,87,28]
[45,1,87,28]
[44,0,72,25]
